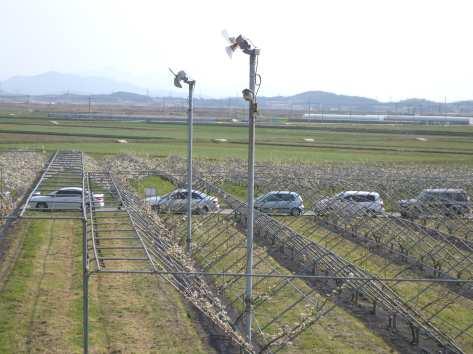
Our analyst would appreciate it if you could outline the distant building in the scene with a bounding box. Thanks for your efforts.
[299,113,473,125]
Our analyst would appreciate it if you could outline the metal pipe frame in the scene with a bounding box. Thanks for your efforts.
[191,175,464,354]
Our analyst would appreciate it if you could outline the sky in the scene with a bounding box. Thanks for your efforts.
[1,0,473,101]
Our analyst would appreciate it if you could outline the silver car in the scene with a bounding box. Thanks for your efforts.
[399,188,470,218]
[145,189,220,214]
[254,191,304,216]
[314,191,384,216]
[28,187,105,210]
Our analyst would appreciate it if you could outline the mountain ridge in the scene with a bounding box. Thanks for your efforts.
[1,71,148,96]
[1,72,473,113]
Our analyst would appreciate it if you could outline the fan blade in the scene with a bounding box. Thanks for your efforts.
[222,29,237,44]
[174,77,183,88]
[225,45,234,58]
[225,43,239,58]
[222,29,231,42]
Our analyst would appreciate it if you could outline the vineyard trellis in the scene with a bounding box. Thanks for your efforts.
[2,150,473,353]
[201,162,473,353]
[118,170,342,353]
[84,171,253,352]
[114,165,467,353]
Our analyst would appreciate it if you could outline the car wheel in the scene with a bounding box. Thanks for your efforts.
[36,202,48,211]
[290,208,302,216]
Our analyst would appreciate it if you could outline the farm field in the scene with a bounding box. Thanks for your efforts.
[0,113,473,353]
[124,156,473,353]
[0,114,473,163]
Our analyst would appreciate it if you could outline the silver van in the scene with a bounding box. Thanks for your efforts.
[145,189,219,214]
[399,188,470,218]
[255,191,304,216]
[314,191,385,216]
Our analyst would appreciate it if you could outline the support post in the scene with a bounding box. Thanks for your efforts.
[82,219,89,354]
[186,81,195,255]
[244,48,259,344]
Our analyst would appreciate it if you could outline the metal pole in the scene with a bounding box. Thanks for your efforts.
[186,81,195,255]
[82,219,89,354]
[244,48,258,343]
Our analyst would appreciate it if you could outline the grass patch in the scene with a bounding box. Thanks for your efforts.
[220,181,265,201]
[0,220,46,352]
[129,175,175,198]
[2,117,473,164]
[0,216,215,353]
[0,219,83,352]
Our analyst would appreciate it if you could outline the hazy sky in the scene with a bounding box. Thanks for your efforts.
[2,0,473,101]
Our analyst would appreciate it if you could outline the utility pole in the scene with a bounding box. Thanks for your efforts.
[244,47,259,343]
[223,31,260,346]
[186,80,195,255]
[88,96,92,113]
[170,69,195,255]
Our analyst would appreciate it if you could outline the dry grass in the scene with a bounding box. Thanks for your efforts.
[0,218,216,353]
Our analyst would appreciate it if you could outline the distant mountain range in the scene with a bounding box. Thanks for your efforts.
[192,92,473,114]
[1,72,473,114]
[0,71,151,96]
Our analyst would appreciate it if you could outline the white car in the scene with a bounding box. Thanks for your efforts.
[145,189,219,214]
[314,191,385,216]
[29,187,104,210]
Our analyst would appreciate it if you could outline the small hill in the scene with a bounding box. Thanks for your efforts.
[281,91,379,106]
[1,71,145,95]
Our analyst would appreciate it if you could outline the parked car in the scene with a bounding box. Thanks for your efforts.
[314,191,385,216]
[254,191,304,216]
[29,187,104,210]
[399,188,470,218]
[145,189,219,214]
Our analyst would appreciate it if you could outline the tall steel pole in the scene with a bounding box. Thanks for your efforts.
[81,163,89,354]
[186,80,195,255]
[244,48,259,343]
[82,219,89,354]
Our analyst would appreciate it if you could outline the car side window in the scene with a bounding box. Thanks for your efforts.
[421,192,434,201]
[266,194,279,202]
[281,194,295,202]
[440,193,451,201]
[352,195,367,203]
[57,190,82,196]
[192,192,203,200]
